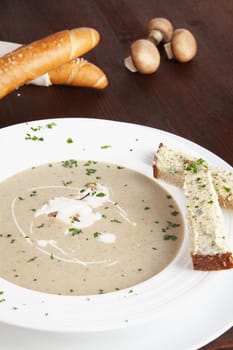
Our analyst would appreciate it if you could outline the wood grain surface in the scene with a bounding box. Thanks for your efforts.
[0,1,232,349]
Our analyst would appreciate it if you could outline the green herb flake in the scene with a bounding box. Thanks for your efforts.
[0,291,4,295]
[30,190,37,197]
[30,126,43,132]
[96,192,106,197]
[167,221,180,228]
[223,186,231,193]
[25,133,44,142]
[0,299,6,303]
[111,219,122,224]
[69,228,83,236]
[86,168,96,176]
[100,145,112,149]
[18,196,25,200]
[62,180,72,186]
[66,138,73,144]
[93,232,101,238]
[46,122,56,129]
[98,289,104,294]
[170,210,179,216]
[62,159,78,168]
[163,234,177,241]
[27,256,38,263]
[208,200,214,204]
[36,223,44,229]
[144,206,150,210]
[128,289,133,293]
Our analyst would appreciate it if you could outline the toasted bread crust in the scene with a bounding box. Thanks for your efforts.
[191,252,233,270]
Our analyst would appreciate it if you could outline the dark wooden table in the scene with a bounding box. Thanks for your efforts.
[0,1,232,349]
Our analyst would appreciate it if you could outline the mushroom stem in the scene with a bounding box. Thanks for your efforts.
[149,30,163,45]
[164,42,174,59]
[124,56,138,72]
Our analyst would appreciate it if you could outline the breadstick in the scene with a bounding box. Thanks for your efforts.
[0,41,108,89]
[0,28,100,98]
[153,143,233,209]
[49,58,108,89]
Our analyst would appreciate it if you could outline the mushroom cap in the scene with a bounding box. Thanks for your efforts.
[171,29,197,62]
[147,17,173,42]
[130,39,160,74]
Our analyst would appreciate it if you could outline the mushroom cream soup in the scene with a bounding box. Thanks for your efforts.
[0,160,184,295]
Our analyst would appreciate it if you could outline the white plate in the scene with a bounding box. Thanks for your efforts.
[0,118,232,350]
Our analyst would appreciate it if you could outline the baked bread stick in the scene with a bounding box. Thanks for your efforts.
[0,28,100,98]
[0,41,108,89]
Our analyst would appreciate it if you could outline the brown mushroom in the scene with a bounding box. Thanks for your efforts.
[147,17,174,45]
[164,28,197,62]
[124,39,160,74]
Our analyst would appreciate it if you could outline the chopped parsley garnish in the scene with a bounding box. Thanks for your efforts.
[0,299,6,303]
[27,256,38,263]
[46,122,56,129]
[25,133,44,142]
[66,138,73,144]
[93,232,101,238]
[30,126,43,132]
[166,221,180,228]
[111,219,122,224]
[223,186,231,193]
[30,190,37,197]
[69,228,83,236]
[62,180,72,186]
[62,159,78,168]
[96,192,106,197]
[100,145,112,149]
[171,210,179,216]
[163,234,177,241]
[86,168,96,176]
[18,196,25,200]
[184,158,208,174]
[36,223,44,229]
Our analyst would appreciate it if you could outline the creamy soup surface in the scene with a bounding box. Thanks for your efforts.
[0,160,184,295]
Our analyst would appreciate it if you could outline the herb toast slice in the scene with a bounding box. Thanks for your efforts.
[153,143,233,209]
[183,160,233,270]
